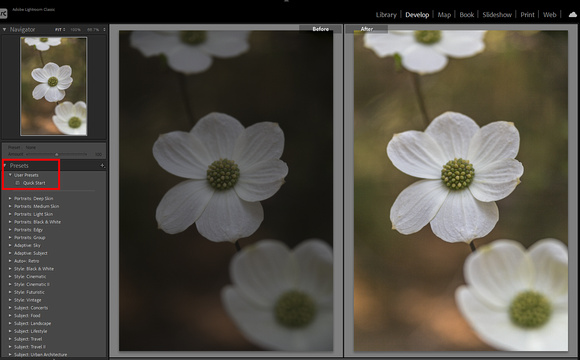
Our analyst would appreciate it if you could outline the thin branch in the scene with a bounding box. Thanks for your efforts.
[178,73,196,126]
[469,240,477,253]
[410,72,430,125]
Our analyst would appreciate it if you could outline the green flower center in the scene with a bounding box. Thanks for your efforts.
[441,158,475,190]
[47,76,59,87]
[274,290,317,328]
[206,158,240,190]
[414,30,442,44]
[509,290,552,328]
[40,38,49,42]
[68,116,82,129]
[180,31,207,45]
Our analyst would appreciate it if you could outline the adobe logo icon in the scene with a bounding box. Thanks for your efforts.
[0,8,7,19]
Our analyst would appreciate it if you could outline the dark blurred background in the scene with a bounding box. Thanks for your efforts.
[118,30,335,351]
[353,30,569,351]
[21,37,87,135]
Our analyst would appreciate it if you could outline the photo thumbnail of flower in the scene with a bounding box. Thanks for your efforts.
[353,30,568,351]
[21,37,87,135]
[118,29,335,352]
[31,62,73,102]
[52,101,87,135]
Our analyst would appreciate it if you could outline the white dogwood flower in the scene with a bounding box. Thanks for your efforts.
[130,30,250,74]
[364,30,486,74]
[24,37,61,51]
[52,101,87,135]
[153,112,288,243]
[222,239,333,351]
[456,239,568,351]
[387,112,523,243]
[31,62,73,102]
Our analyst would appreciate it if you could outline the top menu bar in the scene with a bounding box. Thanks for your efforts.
[0,5,578,23]
[375,9,573,21]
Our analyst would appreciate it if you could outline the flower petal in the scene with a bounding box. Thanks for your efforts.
[528,239,568,306]
[130,31,179,56]
[32,84,50,100]
[401,44,448,74]
[191,113,245,160]
[436,31,486,58]
[153,130,211,179]
[229,240,294,306]
[168,46,213,74]
[234,159,288,202]
[54,101,74,119]
[464,240,533,306]
[390,179,448,235]
[44,87,65,102]
[35,43,50,51]
[292,239,333,305]
[73,101,87,118]
[202,31,250,58]
[233,122,285,169]
[456,286,521,351]
[221,286,281,349]
[31,68,49,83]
[291,308,334,351]
[430,190,498,243]
[43,62,60,76]
[56,77,73,90]
[425,112,480,160]
[195,189,263,242]
[57,65,72,80]
[363,32,415,57]
[155,179,214,234]
[522,310,568,351]
[386,131,446,179]
[468,121,520,168]
[469,158,524,202]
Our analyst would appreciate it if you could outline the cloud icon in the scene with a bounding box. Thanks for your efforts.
[569,12,577,17]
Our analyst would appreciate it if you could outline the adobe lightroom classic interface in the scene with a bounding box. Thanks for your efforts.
[1,5,578,360]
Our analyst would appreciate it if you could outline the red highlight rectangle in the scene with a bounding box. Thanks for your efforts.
[1,159,61,190]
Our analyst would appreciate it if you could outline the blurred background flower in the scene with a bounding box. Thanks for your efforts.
[130,31,251,74]
[354,30,568,351]
[364,30,486,74]
[221,239,333,351]
[24,37,61,51]
[52,100,87,135]
[455,238,568,351]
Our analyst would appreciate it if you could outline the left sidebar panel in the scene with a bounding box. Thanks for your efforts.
[1,23,108,360]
